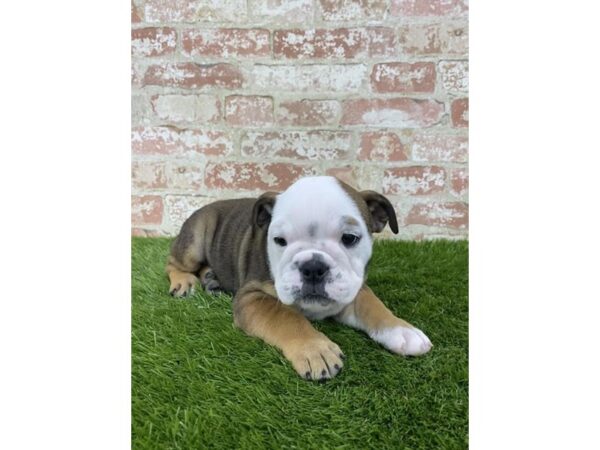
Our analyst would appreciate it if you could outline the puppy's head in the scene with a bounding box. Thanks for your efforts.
[252,176,398,317]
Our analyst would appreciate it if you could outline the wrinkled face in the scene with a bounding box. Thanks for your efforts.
[266,177,373,319]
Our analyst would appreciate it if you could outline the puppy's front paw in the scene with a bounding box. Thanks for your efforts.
[284,334,344,381]
[169,272,198,298]
[370,326,432,356]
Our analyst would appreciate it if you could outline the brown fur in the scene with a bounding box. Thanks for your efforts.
[335,180,399,234]
[336,285,414,330]
[166,198,271,296]
[167,268,198,297]
[335,180,375,232]
[165,178,425,380]
[233,281,343,379]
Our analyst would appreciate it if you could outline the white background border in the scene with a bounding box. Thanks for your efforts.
[470,1,600,448]
[1,1,131,448]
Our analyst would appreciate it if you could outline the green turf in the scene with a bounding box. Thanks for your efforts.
[132,238,468,449]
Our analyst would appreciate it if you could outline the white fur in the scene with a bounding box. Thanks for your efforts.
[336,311,432,355]
[369,326,432,356]
[267,176,372,317]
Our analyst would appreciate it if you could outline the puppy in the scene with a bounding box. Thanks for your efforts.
[166,176,432,380]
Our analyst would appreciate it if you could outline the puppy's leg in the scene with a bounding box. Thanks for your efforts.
[335,286,432,356]
[233,281,344,381]
[167,260,199,298]
[166,213,214,297]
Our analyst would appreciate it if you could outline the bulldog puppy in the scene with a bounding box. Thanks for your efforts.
[166,176,432,381]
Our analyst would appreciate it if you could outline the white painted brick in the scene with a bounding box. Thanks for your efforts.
[251,64,367,93]
[151,94,221,124]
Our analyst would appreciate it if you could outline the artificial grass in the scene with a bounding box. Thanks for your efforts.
[132,238,468,449]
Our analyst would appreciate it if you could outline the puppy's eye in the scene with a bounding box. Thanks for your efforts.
[274,237,287,247]
[341,233,360,247]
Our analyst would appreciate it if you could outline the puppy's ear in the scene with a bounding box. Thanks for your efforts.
[360,191,399,234]
[252,191,278,228]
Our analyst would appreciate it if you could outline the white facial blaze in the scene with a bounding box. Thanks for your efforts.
[266,176,372,319]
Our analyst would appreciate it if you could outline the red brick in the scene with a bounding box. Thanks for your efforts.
[326,166,356,185]
[277,100,340,126]
[390,0,468,17]
[165,162,203,190]
[318,0,388,21]
[144,0,246,23]
[399,22,468,55]
[341,98,444,127]
[451,98,468,128]
[405,202,468,229]
[251,64,366,93]
[225,96,274,127]
[132,1,142,23]
[359,132,408,161]
[182,29,270,58]
[249,0,314,23]
[383,166,446,195]
[151,94,221,124]
[371,62,435,93]
[132,195,163,226]
[132,161,167,189]
[205,163,316,191]
[143,63,243,90]
[132,126,233,157]
[131,28,177,58]
[274,27,395,59]
[411,134,468,162]
[449,168,468,197]
[241,131,352,160]
[439,60,468,93]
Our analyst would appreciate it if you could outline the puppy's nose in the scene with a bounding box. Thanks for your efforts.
[299,260,329,284]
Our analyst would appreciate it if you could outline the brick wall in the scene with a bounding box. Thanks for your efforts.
[131,0,468,239]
